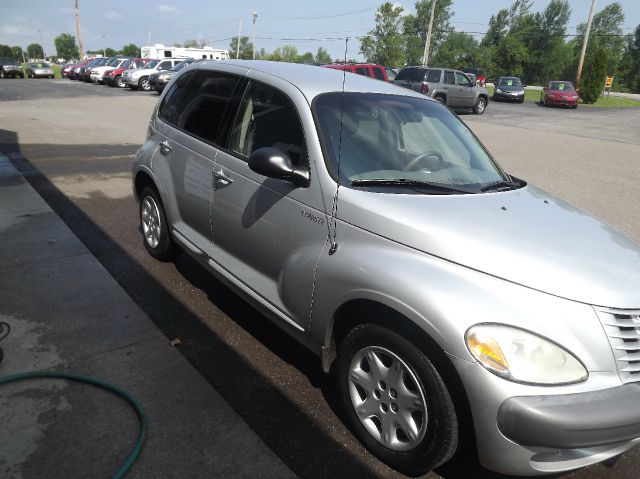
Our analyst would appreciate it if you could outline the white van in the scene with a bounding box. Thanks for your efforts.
[141,43,229,61]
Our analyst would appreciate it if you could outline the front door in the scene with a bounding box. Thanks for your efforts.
[210,79,328,330]
[455,71,476,108]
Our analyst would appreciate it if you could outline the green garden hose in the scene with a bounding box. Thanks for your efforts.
[0,368,147,478]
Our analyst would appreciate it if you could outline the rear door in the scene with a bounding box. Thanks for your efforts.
[154,70,240,255]
[210,77,328,330]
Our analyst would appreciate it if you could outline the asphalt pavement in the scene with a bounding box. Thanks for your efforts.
[0,153,294,478]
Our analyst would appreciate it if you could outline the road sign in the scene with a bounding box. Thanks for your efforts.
[605,76,614,88]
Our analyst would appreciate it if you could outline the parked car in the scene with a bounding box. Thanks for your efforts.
[90,57,128,84]
[394,66,489,114]
[462,67,486,86]
[67,59,92,80]
[385,66,398,81]
[25,62,54,78]
[133,60,640,477]
[103,58,153,88]
[0,60,24,78]
[61,62,78,77]
[78,57,109,82]
[148,58,197,93]
[323,62,389,81]
[492,76,525,103]
[541,81,579,108]
[121,58,186,91]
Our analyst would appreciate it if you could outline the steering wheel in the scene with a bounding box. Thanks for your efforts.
[403,151,443,171]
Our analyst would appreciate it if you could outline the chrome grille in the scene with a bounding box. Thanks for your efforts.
[596,308,640,383]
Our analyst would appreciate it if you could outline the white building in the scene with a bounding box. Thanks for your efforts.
[141,43,229,61]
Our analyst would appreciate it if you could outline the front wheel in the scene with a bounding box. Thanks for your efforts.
[337,324,458,476]
[115,75,125,88]
[139,186,175,261]
[473,97,486,114]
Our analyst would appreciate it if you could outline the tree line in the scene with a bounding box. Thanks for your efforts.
[359,0,640,93]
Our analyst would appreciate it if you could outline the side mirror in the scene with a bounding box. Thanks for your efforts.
[470,81,476,87]
[248,147,310,187]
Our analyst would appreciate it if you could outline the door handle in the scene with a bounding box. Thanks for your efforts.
[159,141,172,154]
[213,169,233,186]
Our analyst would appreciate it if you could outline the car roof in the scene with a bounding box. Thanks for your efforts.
[194,60,426,102]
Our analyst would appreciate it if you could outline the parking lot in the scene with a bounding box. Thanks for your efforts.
[1,79,640,478]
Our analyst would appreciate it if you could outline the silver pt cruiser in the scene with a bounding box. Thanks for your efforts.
[133,60,640,476]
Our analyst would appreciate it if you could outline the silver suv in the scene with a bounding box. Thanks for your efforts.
[122,58,187,91]
[133,61,640,477]
[394,66,489,114]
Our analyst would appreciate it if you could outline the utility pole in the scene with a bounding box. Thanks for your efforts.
[252,12,257,60]
[74,0,84,59]
[422,0,437,66]
[38,29,46,60]
[101,33,107,57]
[236,21,242,59]
[576,0,597,86]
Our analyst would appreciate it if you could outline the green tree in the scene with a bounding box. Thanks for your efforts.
[403,0,454,65]
[11,46,24,61]
[0,44,12,58]
[121,44,139,57]
[183,39,200,48]
[360,2,406,66]
[27,43,44,59]
[297,52,315,64]
[105,48,118,57]
[314,47,332,64]
[54,33,79,60]
[482,9,509,48]
[618,24,640,92]
[279,45,298,62]
[229,36,253,59]
[581,48,607,103]
[431,32,480,70]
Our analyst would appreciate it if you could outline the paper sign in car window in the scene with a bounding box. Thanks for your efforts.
[507,80,513,86]
[559,83,565,90]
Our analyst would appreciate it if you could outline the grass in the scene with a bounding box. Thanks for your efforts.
[486,84,639,108]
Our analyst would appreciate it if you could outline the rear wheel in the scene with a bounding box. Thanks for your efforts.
[139,186,175,261]
[337,324,458,476]
[139,76,151,91]
[115,75,125,88]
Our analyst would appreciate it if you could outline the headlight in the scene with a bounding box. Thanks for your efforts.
[465,324,588,385]
[495,88,502,93]
[158,74,170,80]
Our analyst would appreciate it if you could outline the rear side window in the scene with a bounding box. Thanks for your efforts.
[443,71,455,85]
[355,67,371,77]
[372,67,386,81]
[158,61,172,70]
[229,82,306,166]
[396,68,426,82]
[425,69,442,83]
[158,71,196,126]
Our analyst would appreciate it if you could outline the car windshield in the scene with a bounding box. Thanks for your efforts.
[313,92,510,191]
[145,60,160,69]
[171,60,191,72]
[29,63,51,68]
[550,82,574,91]
[105,58,121,66]
[120,59,132,69]
[499,77,521,87]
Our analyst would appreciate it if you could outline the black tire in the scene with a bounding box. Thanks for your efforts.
[473,97,487,115]
[337,323,458,476]
[139,186,175,261]
[115,75,125,88]
[434,95,446,105]
[139,76,151,91]
[518,98,524,104]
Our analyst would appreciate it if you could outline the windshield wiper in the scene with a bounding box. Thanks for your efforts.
[479,179,522,192]
[351,178,475,194]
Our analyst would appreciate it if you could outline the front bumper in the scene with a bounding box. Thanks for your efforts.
[33,70,54,77]
[493,91,524,102]
[546,96,578,106]
[498,383,640,448]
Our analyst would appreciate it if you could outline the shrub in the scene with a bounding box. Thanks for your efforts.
[580,49,607,104]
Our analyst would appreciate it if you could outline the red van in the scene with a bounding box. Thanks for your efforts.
[323,63,389,82]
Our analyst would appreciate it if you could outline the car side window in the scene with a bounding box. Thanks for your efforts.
[425,69,442,83]
[158,61,172,70]
[174,71,239,144]
[456,72,471,86]
[229,82,306,166]
[158,71,196,126]
[443,71,455,85]
[355,67,371,77]
[372,67,385,81]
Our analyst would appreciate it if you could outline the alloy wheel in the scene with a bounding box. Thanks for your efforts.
[141,195,162,249]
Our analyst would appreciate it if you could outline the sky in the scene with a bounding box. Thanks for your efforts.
[0,0,638,60]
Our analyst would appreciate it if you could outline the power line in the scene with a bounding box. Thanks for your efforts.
[261,6,376,20]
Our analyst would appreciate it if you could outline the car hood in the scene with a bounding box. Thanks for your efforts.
[337,185,640,308]
[496,85,523,92]
[548,90,577,97]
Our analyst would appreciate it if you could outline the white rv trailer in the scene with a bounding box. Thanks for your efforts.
[141,43,229,61]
